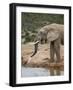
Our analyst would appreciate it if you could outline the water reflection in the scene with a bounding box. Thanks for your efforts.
[49,68,62,76]
[21,66,64,77]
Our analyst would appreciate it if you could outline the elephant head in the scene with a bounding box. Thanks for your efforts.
[31,23,64,57]
[37,29,48,44]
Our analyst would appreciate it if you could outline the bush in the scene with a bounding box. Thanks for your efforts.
[21,13,64,44]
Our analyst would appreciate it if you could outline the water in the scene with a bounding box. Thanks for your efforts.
[21,66,64,77]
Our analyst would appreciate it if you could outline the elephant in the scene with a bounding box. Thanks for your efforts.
[31,23,64,63]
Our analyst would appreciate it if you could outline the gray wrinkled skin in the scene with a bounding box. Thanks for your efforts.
[32,23,64,62]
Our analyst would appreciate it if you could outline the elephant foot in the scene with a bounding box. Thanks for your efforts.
[50,60,54,63]
[55,60,60,63]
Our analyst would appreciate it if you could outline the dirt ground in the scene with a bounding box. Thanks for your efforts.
[21,43,64,71]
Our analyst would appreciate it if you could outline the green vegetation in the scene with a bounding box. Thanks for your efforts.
[21,13,64,44]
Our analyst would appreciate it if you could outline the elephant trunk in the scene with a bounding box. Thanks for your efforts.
[31,41,39,57]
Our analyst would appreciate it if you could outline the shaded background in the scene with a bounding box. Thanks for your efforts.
[21,13,64,43]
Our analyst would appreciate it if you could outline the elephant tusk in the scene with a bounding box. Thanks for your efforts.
[31,41,39,57]
[33,41,39,45]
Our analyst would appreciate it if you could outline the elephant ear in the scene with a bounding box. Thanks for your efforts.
[47,30,59,42]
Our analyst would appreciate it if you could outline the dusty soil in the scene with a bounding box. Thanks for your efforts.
[21,43,64,71]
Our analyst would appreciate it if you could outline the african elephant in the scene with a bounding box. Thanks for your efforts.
[31,23,64,63]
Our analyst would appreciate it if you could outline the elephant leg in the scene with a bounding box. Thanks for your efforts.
[54,39,60,62]
[50,41,55,62]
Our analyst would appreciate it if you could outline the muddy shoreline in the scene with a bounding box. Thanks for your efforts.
[21,43,64,71]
